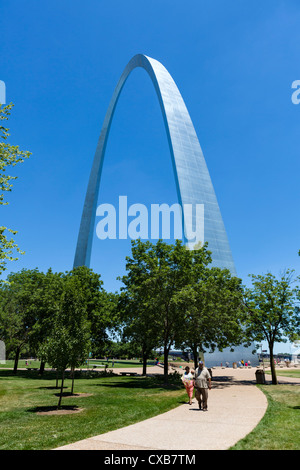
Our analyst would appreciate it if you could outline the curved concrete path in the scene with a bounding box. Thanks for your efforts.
[55,366,281,451]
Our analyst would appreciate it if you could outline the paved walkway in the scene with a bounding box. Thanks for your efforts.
[53,365,300,451]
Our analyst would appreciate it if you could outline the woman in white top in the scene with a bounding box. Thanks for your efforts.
[181,366,194,405]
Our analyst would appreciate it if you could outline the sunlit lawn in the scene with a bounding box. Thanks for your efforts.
[231,380,300,450]
[0,359,41,369]
[265,369,300,379]
[0,358,156,370]
[1,367,299,450]
[0,369,186,450]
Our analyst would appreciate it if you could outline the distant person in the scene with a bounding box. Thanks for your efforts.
[194,361,211,411]
[181,366,194,405]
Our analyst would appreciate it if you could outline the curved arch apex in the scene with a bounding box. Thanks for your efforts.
[74,54,236,275]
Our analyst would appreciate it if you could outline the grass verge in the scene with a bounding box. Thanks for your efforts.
[265,369,300,379]
[231,383,300,450]
[0,358,156,370]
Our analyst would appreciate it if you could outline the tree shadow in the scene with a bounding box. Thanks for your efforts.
[56,392,69,398]
[92,377,182,390]
[38,386,68,390]
[211,375,258,388]
[277,380,300,386]
[27,405,83,415]
[0,369,57,381]
[53,392,91,397]
[0,369,116,381]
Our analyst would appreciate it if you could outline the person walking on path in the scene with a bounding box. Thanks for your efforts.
[194,361,211,411]
[181,366,194,405]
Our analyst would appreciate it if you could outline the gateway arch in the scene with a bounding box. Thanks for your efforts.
[74,54,236,275]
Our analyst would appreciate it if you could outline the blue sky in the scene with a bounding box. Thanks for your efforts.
[1,1,300,353]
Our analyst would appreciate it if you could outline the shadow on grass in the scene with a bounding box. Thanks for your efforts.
[0,370,58,380]
[39,386,68,390]
[93,376,183,390]
[53,392,92,397]
[27,405,83,415]
[0,369,185,393]
[0,369,116,381]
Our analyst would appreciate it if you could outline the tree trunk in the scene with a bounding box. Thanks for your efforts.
[71,367,75,394]
[269,342,278,385]
[163,346,169,384]
[142,349,147,376]
[39,361,45,375]
[192,344,198,370]
[56,370,59,388]
[13,347,20,374]
[58,370,65,408]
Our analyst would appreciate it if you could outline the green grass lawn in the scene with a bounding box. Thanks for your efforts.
[88,359,156,369]
[0,359,40,369]
[0,358,156,370]
[231,383,300,450]
[0,369,186,450]
[1,368,299,450]
[266,369,300,379]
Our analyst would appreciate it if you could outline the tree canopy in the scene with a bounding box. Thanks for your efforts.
[243,270,300,384]
[119,239,247,381]
[174,267,247,369]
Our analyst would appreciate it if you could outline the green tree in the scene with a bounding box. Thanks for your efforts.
[243,270,300,384]
[28,269,64,374]
[120,239,211,383]
[0,104,31,274]
[119,289,160,375]
[0,269,44,372]
[100,340,145,360]
[0,269,64,373]
[39,274,91,407]
[65,266,117,358]
[174,267,247,369]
